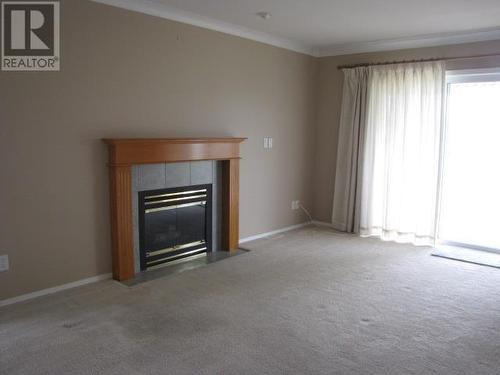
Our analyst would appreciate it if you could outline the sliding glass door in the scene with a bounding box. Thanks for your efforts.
[437,71,500,251]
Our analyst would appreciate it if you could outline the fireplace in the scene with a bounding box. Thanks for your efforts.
[103,138,245,281]
[139,184,212,270]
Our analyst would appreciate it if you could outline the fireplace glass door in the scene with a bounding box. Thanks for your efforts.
[139,184,212,270]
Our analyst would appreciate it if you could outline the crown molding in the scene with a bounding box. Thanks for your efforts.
[316,28,500,57]
[90,0,500,58]
[91,0,316,56]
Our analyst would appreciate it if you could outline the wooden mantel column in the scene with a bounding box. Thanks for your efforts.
[103,138,246,281]
[221,159,240,251]
[108,164,134,280]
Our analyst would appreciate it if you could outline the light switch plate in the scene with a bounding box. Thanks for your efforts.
[0,255,9,272]
[264,137,269,149]
[268,137,273,149]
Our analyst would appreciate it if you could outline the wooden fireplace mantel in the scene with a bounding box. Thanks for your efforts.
[103,137,246,281]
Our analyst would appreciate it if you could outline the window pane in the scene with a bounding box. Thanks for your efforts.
[439,80,500,249]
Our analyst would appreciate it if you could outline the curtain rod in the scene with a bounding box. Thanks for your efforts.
[336,53,500,70]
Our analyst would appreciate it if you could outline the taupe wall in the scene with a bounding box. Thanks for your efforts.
[2,0,500,301]
[0,0,318,300]
[312,40,500,222]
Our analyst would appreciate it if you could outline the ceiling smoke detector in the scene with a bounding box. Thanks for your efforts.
[257,12,272,20]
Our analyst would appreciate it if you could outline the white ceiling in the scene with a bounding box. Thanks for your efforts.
[94,0,500,56]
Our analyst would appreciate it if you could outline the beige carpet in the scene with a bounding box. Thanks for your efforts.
[1,226,500,374]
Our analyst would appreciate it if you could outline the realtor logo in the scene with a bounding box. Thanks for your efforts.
[1,1,60,71]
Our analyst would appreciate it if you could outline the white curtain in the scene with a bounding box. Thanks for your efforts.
[359,62,445,245]
[332,67,368,232]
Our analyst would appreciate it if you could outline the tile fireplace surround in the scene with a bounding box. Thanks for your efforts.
[103,138,246,281]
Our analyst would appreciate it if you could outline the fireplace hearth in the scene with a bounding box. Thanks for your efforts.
[139,184,212,270]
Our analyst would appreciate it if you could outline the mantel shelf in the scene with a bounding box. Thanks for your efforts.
[103,137,247,144]
[103,137,246,166]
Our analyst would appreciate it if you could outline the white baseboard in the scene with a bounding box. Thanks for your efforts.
[239,221,312,244]
[0,273,112,308]
[1,222,319,308]
[311,220,335,228]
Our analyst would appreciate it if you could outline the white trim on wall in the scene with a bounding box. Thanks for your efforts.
[0,222,314,308]
[91,0,315,56]
[317,28,500,57]
[91,0,500,58]
[239,221,312,244]
[311,220,335,228]
[0,273,112,308]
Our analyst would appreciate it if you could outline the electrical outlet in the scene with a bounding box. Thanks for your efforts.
[291,200,300,210]
[264,137,274,149]
[0,255,9,272]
